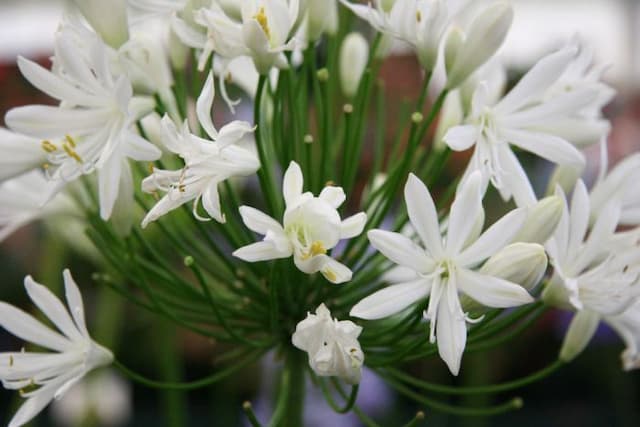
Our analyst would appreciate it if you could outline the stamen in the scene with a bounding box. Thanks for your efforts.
[254,7,271,40]
[41,140,58,153]
[416,11,422,22]
[310,241,326,257]
[65,134,77,148]
[9,355,13,367]
[62,142,83,163]
[323,269,337,282]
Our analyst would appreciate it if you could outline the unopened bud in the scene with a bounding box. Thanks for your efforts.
[514,196,563,244]
[340,32,369,98]
[71,0,129,48]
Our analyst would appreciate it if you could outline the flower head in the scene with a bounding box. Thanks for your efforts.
[233,161,367,284]
[292,303,364,384]
[351,172,533,375]
[0,270,113,427]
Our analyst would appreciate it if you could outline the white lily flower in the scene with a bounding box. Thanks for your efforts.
[141,73,259,227]
[0,270,113,427]
[233,161,367,284]
[4,25,161,220]
[178,0,300,74]
[292,303,364,384]
[351,172,533,375]
[443,46,589,207]
[590,153,640,227]
[340,0,449,70]
[543,180,640,365]
[0,171,78,243]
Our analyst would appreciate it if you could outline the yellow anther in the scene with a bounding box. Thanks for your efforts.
[62,143,83,163]
[416,10,422,22]
[323,269,337,282]
[178,184,186,193]
[65,134,77,148]
[310,241,326,257]
[148,163,155,174]
[226,72,233,83]
[254,7,271,40]
[9,355,13,367]
[42,163,50,170]
[41,140,57,153]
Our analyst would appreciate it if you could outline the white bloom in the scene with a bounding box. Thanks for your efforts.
[233,161,367,284]
[590,153,640,227]
[141,73,259,227]
[0,128,46,182]
[51,370,132,427]
[339,32,369,98]
[543,180,640,365]
[0,171,77,243]
[4,25,161,220]
[305,0,338,40]
[292,303,364,384]
[71,0,129,48]
[443,46,589,207]
[351,172,533,375]
[607,301,640,371]
[0,270,113,427]
[176,0,300,74]
[340,0,449,70]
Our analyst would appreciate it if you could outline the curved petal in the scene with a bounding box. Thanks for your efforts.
[196,72,218,139]
[457,269,534,308]
[340,212,367,239]
[559,309,600,362]
[443,125,477,151]
[0,302,71,353]
[502,129,585,168]
[319,186,346,209]
[233,241,290,262]
[239,205,283,235]
[98,156,123,220]
[350,279,431,320]
[436,283,466,376]
[62,269,89,338]
[367,229,434,274]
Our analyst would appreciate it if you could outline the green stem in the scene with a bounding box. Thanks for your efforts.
[157,322,186,427]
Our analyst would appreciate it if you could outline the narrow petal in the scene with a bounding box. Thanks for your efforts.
[497,145,538,207]
[196,72,218,139]
[568,180,590,256]
[201,182,224,223]
[405,174,444,258]
[319,186,346,209]
[350,279,431,320]
[446,171,483,255]
[233,241,290,262]
[63,269,89,338]
[457,208,527,267]
[0,128,46,182]
[443,125,477,151]
[0,302,71,352]
[98,156,123,220]
[239,206,284,236]
[5,106,110,138]
[502,129,585,168]
[123,132,162,161]
[367,229,434,274]
[340,212,367,239]
[24,276,83,342]
[283,161,303,207]
[319,258,353,284]
[559,309,600,362]
[457,268,534,308]
[436,284,467,376]
[8,381,59,427]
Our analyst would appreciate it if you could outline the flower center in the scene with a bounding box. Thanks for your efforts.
[254,7,271,41]
[285,223,327,260]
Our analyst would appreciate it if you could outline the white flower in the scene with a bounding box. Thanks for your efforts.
[233,161,367,284]
[176,0,300,74]
[292,303,364,384]
[71,0,129,48]
[339,32,369,98]
[607,301,640,371]
[0,270,113,427]
[341,0,449,70]
[0,128,46,182]
[0,171,77,243]
[351,172,533,375]
[590,153,640,227]
[4,24,161,220]
[443,46,589,207]
[141,73,259,227]
[543,180,640,365]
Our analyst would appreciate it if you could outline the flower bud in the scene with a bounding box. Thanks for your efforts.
[71,0,129,48]
[340,32,369,98]
[546,164,584,198]
[513,196,564,244]
[307,0,339,40]
[446,2,513,89]
[380,0,396,13]
[559,310,600,362]
[433,90,464,151]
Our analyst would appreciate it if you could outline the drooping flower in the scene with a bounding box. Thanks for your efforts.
[141,73,259,227]
[351,172,534,375]
[0,270,113,427]
[4,23,161,219]
[233,161,367,284]
[443,46,590,207]
[543,180,640,366]
[292,303,364,384]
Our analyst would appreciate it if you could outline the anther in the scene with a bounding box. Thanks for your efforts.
[41,140,57,153]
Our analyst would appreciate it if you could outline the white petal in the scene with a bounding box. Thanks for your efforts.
[123,131,162,161]
[495,46,576,115]
[98,156,123,220]
[497,145,538,207]
[0,301,71,352]
[0,128,46,182]
[216,120,255,149]
[5,106,110,138]
[502,129,585,168]
[319,257,353,284]
[457,269,534,308]
[63,269,89,338]
[201,182,224,223]
[340,212,367,239]
[283,161,304,207]
[575,201,620,272]
[196,72,218,139]
[568,180,590,256]
[239,206,284,235]
[233,241,290,262]
[141,190,192,228]
[319,186,346,209]
[559,309,600,362]
[436,283,466,376]
[405,173,444,258]
[443,125,477,151]
[24,276,83,342]
[446,171,483,255]
[350,279,430,320]
[458,208,527,267]
[367,230,434,274]
[8,380,59,427]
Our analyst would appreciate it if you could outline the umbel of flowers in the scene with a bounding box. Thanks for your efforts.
[0,0,637,426]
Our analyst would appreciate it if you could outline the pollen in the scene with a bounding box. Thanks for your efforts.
[65,134,77,148]
[62,142,83,163]
[416,10,422,22]
[310,241,326,257]
[254,7,271,40]
[41,140,57,153]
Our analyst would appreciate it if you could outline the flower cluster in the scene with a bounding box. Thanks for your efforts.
[0,0,637,425]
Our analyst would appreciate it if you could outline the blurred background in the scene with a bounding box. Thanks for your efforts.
[0,0,639,426]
